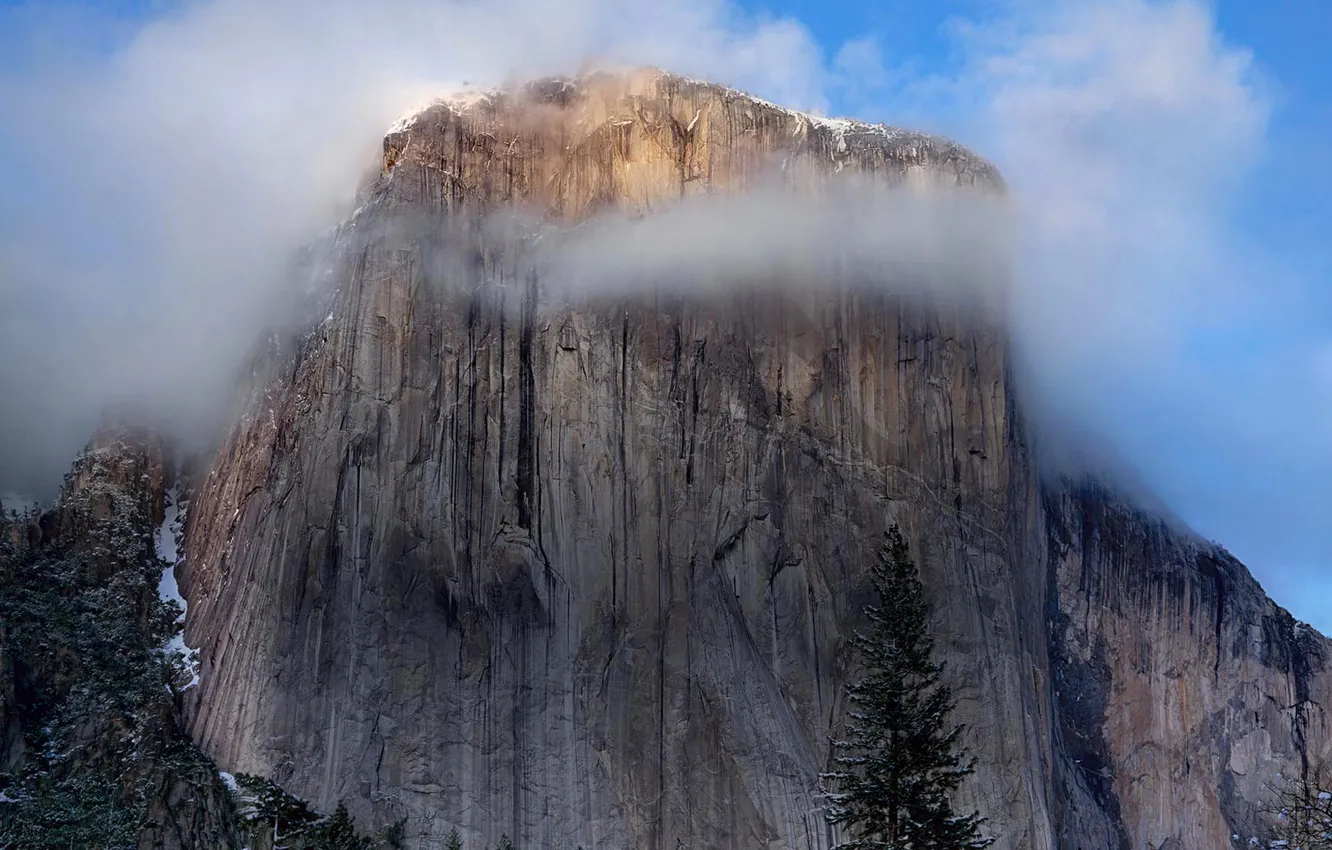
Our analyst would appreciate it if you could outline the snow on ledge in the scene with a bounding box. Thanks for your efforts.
[157,486,201,690]
[381,70,953,155]
[219,771,239,793]
[156,486,186,611]
[386,89,497,135]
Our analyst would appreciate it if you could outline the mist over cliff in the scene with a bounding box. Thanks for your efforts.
[0,3,1329,846]
[0,0,1326,627]
[166,70,1332,849]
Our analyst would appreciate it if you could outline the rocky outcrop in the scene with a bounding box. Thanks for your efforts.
[1045,480,1331,848]
[0,428,239,849]
[175,68,1330,849]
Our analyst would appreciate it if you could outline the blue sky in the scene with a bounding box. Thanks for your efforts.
[0,0,1329,630]
[787,0,1332,631]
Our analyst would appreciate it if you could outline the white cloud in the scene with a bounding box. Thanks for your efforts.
[926,0,1331,626]
[536,182,1009,310]
[879,1,1273,445]
[0,0,866,494]
[972,0,1268,364]
[1,0,1327,630]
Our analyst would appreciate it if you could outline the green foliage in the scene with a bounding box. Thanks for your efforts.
[823,526,991,850]
[0,477,186,737]
[0,457,235,847]
[495,834,516,850]
[445,826,464,850]
[233,772,320,847]
[375,817,407,849]
[226,778,380,850]
[0,773,136,849]
[305,802,374,850]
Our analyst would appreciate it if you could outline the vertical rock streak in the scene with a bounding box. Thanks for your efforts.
[176,69,1330,849]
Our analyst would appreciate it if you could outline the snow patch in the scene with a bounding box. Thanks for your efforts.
[386,103,432,134]
[174,644,201,690]
[390,73,939,159]
[378,73,973,177]
[386,89,496,135]
[157,487,201,690]
[671,73,870,133]
[219,771,239,793]
[156,487,186,613]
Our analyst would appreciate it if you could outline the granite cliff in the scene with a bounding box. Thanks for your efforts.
[148,68,1329,849]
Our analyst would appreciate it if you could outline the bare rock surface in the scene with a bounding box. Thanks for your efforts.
[177,69,1330,849]
[1045,479,1331,848]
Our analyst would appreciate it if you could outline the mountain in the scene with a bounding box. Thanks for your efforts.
[5,68,1329,849]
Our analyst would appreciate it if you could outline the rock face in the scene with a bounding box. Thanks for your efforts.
[177,69,1330,849]
[1044,481,1332,848]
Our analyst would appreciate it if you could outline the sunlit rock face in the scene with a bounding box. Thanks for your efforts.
[175,68,1329,849]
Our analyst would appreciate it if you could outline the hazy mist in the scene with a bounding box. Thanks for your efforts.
[1,0,1327,627]
[534,182,1010,309]
[0,0,865,497]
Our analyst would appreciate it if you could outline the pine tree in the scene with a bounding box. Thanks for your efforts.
[233,773,320,849]
[307,801,374,850]
[445,827,464,850]
[376,817,408,849]
[495,834,516,850]
[823,525,991,850]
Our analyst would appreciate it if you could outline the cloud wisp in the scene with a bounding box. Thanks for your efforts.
[0,0,869,496]
[930,0,1332,625]
[532,181,1009,311]
[0,0,1327,627]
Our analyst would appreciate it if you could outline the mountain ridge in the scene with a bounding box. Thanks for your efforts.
[381,67,1003,189]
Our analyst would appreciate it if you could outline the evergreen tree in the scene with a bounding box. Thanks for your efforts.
[375,817,407,849]
[823,525,991,850]
[0,773,136,849]
[307,802,374,850]
[445,827,464,850]
[495,834,516,850]
[233,773,320,849]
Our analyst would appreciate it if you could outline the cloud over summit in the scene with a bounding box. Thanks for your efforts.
[0,0,1327,627]
[0,0,870,494]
